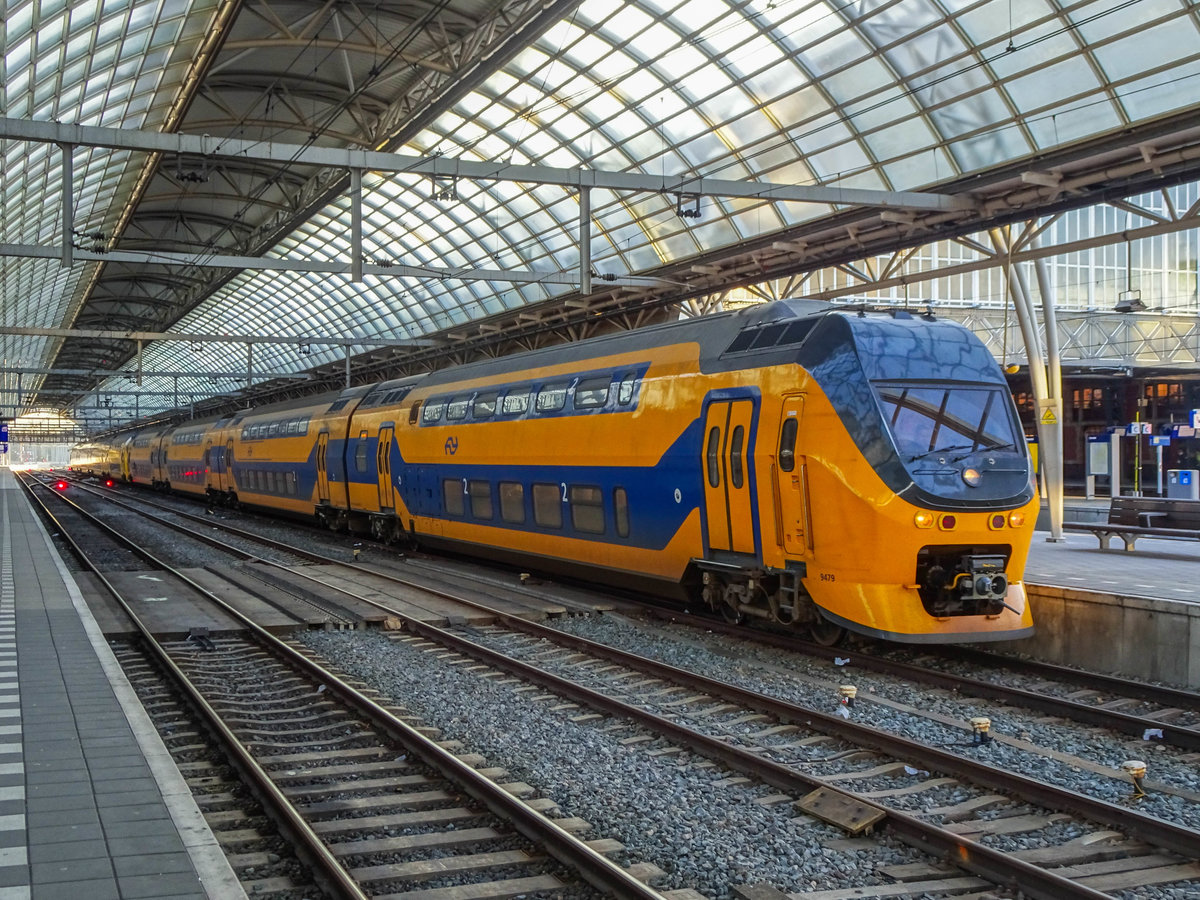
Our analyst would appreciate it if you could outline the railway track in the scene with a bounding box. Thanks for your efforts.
[41,474,1200,896]
[21,473,675,900]
[328,617,1200,898]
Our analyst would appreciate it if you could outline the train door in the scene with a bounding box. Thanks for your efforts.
[225,439,235,492]
[376,426,395,510]
[773,394,812,557]
[316,431,330,503]
[701,398,757,555]
[204,440,215,488]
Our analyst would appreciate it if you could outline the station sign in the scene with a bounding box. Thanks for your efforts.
[0,422,7,442]
[1126,422,1152,435]
[1192,409,1200,429]
[1150,436,1171,447]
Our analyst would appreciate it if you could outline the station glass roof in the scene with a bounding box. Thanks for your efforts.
[3,0,1200,428]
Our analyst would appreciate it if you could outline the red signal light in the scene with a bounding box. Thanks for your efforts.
[54,480,68,491]
[104,479,114,487]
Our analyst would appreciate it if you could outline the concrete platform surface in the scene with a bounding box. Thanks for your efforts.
[0,468,244,899]
[1029,498,1200,605]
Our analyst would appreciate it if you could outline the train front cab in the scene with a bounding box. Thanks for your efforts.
[698,310,1038,645]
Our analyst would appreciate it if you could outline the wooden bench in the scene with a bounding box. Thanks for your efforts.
[1063,496,1200,550]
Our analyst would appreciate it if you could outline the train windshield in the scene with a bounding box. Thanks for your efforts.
[874,382,1022,461]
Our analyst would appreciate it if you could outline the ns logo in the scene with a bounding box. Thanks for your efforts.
[444,435,459,455]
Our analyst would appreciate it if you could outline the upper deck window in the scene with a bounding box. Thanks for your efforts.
[446,396,470,421]
[574,377,611,409]
[473,393,497,417]
[422,401,445,424]
[502,390,530,415]
[536,384,568,413]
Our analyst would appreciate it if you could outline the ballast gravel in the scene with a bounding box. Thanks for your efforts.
[301,629,924,899]
[305,609,1200,900]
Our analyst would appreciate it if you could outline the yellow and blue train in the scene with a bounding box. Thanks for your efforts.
[70,300,1038,644]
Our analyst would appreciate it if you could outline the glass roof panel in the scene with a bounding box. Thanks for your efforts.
[2,0,1197,424]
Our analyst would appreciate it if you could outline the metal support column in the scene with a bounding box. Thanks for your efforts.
[345,350,351,389]
[351,169,363,283]
[246,343,253,388]
[60,143,74,267]
[136,340,143,386]
[992,227,1053,531]
[1034,254,1065,541]
[579,187,592,296]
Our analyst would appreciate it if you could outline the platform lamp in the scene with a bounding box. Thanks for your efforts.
[1114,290,1146,313]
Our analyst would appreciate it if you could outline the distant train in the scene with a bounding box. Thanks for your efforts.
[71,300,1038,644]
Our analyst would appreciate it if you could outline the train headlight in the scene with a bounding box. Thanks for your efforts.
[962,467,982,487]
[1008,511,1026,528]
[913,511,935,529]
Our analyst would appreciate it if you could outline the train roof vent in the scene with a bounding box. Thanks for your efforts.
[723,317,821,356]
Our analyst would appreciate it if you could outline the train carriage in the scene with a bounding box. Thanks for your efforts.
[378,300,1037,643]
[126,426,171,487]
[163,419,218,499]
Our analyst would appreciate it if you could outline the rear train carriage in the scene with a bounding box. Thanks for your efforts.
[127,426,170,487]
[213,388,376,520]
[164,420,218,499]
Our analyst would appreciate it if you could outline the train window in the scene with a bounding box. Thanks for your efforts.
[469,480,493,519]
[614,487,630,537]
[779,417,798,472]
[502,390,530,415]
[730,426,745,489]
[422,401,445,424]
[446,396,470,420]
[570,485,605,533]
[409,401,422,424]
[355,433,369,472]
[781,319,817,346]
[499,482,525,523]
[724,331,757,354]
[287,472,297,496]
[270,471,280,494]
[617,374,637,405]
[536,384,568,412]
[269,422,280,437]
[299,416,310,435]
[532,484,562,528]
[473,393,497,418]
[443,479,465,516]
[750,323,788,349]
[574,377,611,409]
[706,426,721,487]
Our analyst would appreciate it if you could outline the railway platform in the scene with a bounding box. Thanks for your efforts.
[0,469,242,899]
[1000,497,1200,687]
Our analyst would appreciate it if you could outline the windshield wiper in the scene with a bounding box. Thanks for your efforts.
[950,441,1021,462]
[906,444,975,462]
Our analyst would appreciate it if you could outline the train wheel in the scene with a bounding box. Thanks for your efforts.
[809,620,846,647]
[720,600,745,625]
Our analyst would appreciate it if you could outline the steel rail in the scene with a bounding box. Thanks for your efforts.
[19,476,370,900]
[629,604,1200,750]
[25,475,669,900]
